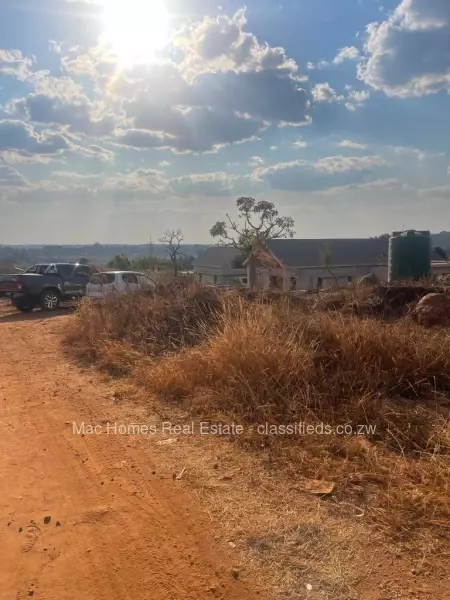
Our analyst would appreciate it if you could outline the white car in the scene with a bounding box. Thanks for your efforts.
[86,271,156,300]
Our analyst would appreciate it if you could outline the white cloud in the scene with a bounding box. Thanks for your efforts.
[0,151,64,165]
[249,156,264,166]
[317,46,360,69]
[174,9,299,78]
[0,165,28,188]
[0,120,69,155]
[359,0,450,97]
[252,155,388,191]
[293,138,308,148]
[312,83,344,103]
[114,108,267,154]
[337,140,368,150]
[389,145,445,162]
[9,73,117,135]
[333,46,360,64]
[347,89,370,103]
[0,49,33,81]
[100,169,169,198]
[170,172,238,196]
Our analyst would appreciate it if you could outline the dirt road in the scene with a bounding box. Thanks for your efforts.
[0,307,258,600]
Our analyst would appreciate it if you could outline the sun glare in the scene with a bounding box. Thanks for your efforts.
[101,0,170,66]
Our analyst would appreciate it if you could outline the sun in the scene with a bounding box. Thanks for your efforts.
[100,0,170,66]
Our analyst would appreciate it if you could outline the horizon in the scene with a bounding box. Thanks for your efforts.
[2,230,450,248]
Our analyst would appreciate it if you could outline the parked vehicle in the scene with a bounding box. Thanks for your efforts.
[86,271,156,300]
[0,263,98,312]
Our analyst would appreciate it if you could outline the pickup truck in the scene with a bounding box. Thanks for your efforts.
[0,263,98,312]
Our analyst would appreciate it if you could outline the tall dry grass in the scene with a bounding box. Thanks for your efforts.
[147,299,450,426]
[66,286,450,539]
[66,284,222,372]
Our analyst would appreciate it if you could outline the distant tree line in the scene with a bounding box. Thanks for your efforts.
[107,229,193,276]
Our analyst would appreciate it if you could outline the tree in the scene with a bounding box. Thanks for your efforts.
[108,254,131,270]
[319,245,339,287]
[210,197,295,253]
[78,257,89,265]
[159,229,185,277]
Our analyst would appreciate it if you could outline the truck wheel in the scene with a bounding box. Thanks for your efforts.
[40,290,61,311]
[15,300,35,313]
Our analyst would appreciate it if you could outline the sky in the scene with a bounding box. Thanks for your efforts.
[0,0,449,244]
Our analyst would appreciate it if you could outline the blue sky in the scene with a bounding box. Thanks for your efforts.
[0,0,449,244]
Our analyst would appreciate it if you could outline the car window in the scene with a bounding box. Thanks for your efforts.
[25,265,38,273]
[90,273,115,285]
[121,273,138,284]
[137,274,154,287]
[58,265,76,279]
[45,264,70,276]
[37,265,49,274]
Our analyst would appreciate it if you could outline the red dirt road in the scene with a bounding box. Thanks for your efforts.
[0,307,258,600]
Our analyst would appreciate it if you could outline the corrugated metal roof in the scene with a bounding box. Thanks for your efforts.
[266,238,390,267]
[193,246,244,267]
[194,240,445,269]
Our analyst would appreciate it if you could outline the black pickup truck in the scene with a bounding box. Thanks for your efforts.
[0,263,97,312]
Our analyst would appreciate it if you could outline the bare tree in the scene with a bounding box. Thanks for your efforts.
[319,245,339,287]
[210,197,295,253]
[159,229,184,277]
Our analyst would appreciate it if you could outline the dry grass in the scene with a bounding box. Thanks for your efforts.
[66,284,222,372]
[65,284,450,560]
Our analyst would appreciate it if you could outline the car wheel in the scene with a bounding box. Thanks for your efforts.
[15,300,35,312]
[40,290,61,311]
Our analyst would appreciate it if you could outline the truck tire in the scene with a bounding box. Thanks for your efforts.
[40,289,61,311]
[15,300,35,313]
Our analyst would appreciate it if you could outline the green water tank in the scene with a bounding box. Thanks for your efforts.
[388,230,431,282]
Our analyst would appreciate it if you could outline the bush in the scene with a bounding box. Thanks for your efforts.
[66,285,223,368]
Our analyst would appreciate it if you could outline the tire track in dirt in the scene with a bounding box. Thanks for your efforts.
[0,308,259,600]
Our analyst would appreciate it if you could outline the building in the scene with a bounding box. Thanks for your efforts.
[246,238,393,291]
[195,240,450,291]
[193,246,247,285]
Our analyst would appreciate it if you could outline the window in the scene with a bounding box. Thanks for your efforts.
[137,275,154,287]
[290,277,297,291]
[45,264,74,279]
[45,264,58,275]
[25,265,38,273]
[348,276,354,283]
[213,275,218,284]
[317,277,323,289]
[90,273,115,285]
[269,275,281,289]
[121,273,138,284]
[232,260,244,269]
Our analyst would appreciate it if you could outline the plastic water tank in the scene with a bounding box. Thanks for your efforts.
[388,230,431,282]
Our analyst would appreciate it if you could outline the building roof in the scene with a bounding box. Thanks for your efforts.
[266,238,390,268]
[193,246,244,268]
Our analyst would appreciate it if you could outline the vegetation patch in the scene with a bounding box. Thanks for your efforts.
[66,284,450,545]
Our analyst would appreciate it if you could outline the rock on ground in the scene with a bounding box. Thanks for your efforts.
[411,293,450,327]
